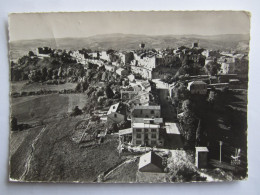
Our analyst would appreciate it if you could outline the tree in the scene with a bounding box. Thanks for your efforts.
[28,70,42,82]
[22,72,29,80]
[75,83,81,92]
[10,61,16,67]
[99,65,106,72]
[207,90,217,106]
[107,122,118,134]
[71,106,82,116]
[52,69,59,80]
[179,110,198,148]
[82,81,89,92]
[105,85,114,99]
[58,67,63,78]
[96,89,104,97]
[11,116,18,131]
[205,61,221,76]
[47,68,53,80]
[28,51,35,57]
[173,83,190,104]
[11,68,22,81]
[182,99,192,112]
[41,67,48,81]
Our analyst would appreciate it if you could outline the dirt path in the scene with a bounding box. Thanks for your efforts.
[19,125,47,181]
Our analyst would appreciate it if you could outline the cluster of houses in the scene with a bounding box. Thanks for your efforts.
[202,48,248,75]
[69,43,183,80]
[34,42,248,83]
[69,43,247,175]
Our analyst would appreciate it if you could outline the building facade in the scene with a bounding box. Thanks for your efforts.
[132,121,163,147]
[131,106,163,147]
[132,106,161,118]
[106,103,126,124]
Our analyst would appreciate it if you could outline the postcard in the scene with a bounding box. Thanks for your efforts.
[9,11,250,183]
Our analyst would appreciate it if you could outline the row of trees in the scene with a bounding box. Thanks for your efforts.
[10,49,84,82]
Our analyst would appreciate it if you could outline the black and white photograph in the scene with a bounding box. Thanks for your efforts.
[8,11,250,183]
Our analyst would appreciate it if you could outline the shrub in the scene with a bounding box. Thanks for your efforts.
[70,106,83,116]
[11,116,18,131]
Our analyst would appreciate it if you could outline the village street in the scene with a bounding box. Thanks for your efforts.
[157,88,177,122]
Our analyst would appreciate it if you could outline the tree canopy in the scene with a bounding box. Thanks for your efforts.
[205,61,221,76]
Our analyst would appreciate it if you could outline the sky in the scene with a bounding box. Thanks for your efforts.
[9,11,250,41]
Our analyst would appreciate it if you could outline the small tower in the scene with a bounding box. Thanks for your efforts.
[139,43,145,49]
[192,42,199,48]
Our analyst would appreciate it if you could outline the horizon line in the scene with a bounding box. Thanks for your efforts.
[10,32,250,42]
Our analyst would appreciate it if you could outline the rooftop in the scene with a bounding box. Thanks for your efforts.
[116,68,126,72]
[133,118,163,124]
[107,103,120,115]
[139,151,164,172]
[187,80,207,89]
[119,128,133,135]
[107,102,126,115]
[133,123,160,129]
[195,147,209,152]
[165,123,181,135]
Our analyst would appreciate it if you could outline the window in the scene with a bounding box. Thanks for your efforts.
[151,110,154,114]
[136,133,141,138]
[136,129,142,133]
[151,134,156,138]
[151,141,157,145]
[151,129,157,132]
[145,128,149,132]
[136,141,142,145]
[144,134,149,140]
[140,110,143,114]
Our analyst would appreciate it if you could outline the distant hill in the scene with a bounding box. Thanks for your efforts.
[9,33,250,61]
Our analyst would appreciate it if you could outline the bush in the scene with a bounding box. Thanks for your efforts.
[70,106,83,116]
[11,116,18,131]
[107,123,118,134]
[91,115,100,122]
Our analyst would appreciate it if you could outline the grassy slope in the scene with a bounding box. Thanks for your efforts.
[104,159,139,183]
[10,114,122,182]
[24,119,121,182]
[10,93,122,182]
[11,94,69,123]
[9,126,43,180]
[11,93,89,123]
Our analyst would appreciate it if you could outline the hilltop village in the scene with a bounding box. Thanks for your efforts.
[10,42,248,182]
